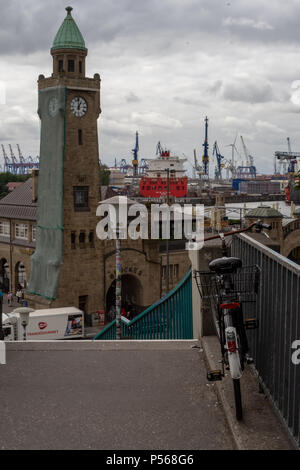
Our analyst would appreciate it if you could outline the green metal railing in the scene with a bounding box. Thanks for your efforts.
[94,268,193,340]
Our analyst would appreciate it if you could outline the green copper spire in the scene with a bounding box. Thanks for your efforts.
[51,6,87,52]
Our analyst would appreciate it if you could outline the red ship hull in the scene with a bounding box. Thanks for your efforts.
[140,176,188,198]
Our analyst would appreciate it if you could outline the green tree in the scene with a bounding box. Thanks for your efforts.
[295,171,300,191]
[0,172,31,199]
[99,163,110,186]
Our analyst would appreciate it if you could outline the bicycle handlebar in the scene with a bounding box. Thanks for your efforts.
[203,220,271,242]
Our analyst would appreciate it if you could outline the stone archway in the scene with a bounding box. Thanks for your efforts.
[106,274,144,318]
[15,262,27,290]
[282,229,300,262]
[287,246,300,265]
[0,258,10,293]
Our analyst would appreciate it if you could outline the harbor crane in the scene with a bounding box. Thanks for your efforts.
[193,148,204,178]
[275,137,300,174]
[131,131,139,177]
[237,136,256,178]
[225,134,240,179]
[156,141,170,158]
[202,116,209,177]
[213,141,225,180]
[9,144,18,166]
[139,158,148,174]
[1,144,12,173]
[1,144,39,174]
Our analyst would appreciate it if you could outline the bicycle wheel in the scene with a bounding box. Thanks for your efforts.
[233,378,243,421]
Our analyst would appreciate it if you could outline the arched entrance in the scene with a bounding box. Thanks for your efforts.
[288,246,300,265]
[106,274,143,320]
[0,258,10,293]
[15,262,27,290]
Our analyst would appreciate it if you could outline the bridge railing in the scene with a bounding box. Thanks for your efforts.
[94,268,193,340]
[232,233,300,448]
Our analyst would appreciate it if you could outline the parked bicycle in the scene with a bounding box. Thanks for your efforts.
[194,220,272,420]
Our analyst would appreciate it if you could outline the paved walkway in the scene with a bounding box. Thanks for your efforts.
[0,341,235,450]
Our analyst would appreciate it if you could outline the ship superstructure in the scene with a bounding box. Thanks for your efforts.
[140,145,187,198]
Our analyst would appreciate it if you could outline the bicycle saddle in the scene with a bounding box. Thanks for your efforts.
[209,257,242,274]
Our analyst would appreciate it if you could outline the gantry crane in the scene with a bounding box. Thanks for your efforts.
[1,144,12,172]
[275,137,300,174]
[139,158,148,174]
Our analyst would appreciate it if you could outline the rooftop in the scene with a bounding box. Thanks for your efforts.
[0,178,36,221]
[245,206,283,219]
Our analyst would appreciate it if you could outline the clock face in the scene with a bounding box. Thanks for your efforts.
[70,97,87,117]
[48,97,58,117]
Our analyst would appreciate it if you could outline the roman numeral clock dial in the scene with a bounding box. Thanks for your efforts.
[70,96,87,117]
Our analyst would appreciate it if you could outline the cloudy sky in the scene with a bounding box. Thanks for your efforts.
[1,0,300,175]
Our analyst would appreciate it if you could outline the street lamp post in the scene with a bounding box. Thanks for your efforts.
[13,307,34,341]
[97,196,135,340]
[115,236,122,340]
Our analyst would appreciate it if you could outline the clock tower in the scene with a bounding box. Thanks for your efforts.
[27,6,104,321]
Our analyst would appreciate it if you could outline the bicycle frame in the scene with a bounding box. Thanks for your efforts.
[195,219,270,420]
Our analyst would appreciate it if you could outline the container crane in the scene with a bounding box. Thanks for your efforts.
[9,144,18,165]
[213,141,225,180]
[120,159,131,173]
[16,144,27,174]
[1,145,12,173]
[139,158,148,174]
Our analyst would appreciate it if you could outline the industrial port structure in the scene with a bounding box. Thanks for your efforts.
[1,144,39,174]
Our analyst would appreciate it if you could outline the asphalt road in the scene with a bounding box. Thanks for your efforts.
[0,342,235,450]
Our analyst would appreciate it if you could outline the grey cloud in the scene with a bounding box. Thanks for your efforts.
[173,96,206,107]
[222,80,275,103]
[2,0,300,57]
[207,80,223,95]
[126,92,141,103]
[2,0,300,173]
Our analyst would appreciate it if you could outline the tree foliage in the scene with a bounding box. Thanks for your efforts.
[295,171,300,191]
[0,172,31,199]
[99,163,110,186]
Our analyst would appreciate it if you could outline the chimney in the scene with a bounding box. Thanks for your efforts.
[32,169,39,202]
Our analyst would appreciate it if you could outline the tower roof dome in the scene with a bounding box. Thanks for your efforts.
[51,6,87,52]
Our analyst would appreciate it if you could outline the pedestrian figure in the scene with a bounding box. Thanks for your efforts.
[7,292,12,306]
[16,290,22,303]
